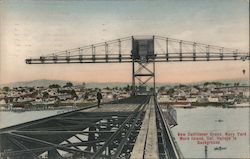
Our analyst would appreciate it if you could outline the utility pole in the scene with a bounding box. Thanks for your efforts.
[205,145,208,159]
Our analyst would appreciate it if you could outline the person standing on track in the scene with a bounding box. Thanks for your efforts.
[97,89,103,108]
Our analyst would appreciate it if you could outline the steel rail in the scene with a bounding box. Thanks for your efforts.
[90,96,150,159]
[110,97,149,159]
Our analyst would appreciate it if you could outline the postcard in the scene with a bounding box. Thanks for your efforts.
[0,0,249,158]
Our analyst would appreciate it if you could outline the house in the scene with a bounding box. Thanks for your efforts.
[75,92,85,99]
[0,99,6,105]
[176,96,187,103]
[243,90,249,97]
[17,97,34,103]
[57,93,72,101]
[187,97,198,103]
[118,92,130,99]
[158,95,171,103]
[190,88,199,94]
[48,89,57,96]
[211,90,224,96]
[0,93,5,98]
[197,96,208,102]
[208,96,219,102]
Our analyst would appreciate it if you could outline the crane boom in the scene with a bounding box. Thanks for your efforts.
[25,35,249,64]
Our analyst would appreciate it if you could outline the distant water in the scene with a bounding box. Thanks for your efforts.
[0,107,249,158]
[172,107,250,158]
[0,109,72,128]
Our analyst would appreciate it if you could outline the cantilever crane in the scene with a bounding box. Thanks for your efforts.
[25,35,249,94]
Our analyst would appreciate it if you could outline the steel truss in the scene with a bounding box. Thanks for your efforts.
[0,96,150,159]
[132,60,155,95]
[25,35,249,95]
[25,35,249,64]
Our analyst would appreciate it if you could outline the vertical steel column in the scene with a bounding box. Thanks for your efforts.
[79,48,83,62]
[233,49,238,60]
[66,51,70,63]
[153,36,156,95]
[220,47,224,60]
[193,43,196,61]
[206,45,210,61]
[92,45,95,62]
[118,39,122,62]
[48,149,63,159]
[131,36,156,95]
[153,57,156,96]
[179,40,182,61]
[132,36,136,95]
[166,38,169,61]
[105,42,108,62]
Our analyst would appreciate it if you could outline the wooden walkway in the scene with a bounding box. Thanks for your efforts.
[80,103,139,113]
[130,97,159,159]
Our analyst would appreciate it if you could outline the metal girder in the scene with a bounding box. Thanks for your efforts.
[25,55,249,64]
[25,35,248,64]
[90,102,144,158]
[13,130,116,135]
[0,95,185,159]
[0,104,99,133]
[8,133,89,154]
[111,104,146,158]
[48,149,64,159]
[0,95,151,159]
[7,136,39,159]
[132,60,156,95]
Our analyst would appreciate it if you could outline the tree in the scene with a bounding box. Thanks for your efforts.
[167,88,175,96]
[113,94,117,100]
[84,92,89,99]
[94,88,99,91]
[63,82,73,88]
[4,98,9,104]
[203,87,208,92]
[204,82,209,86]
[49,84,61,89]
[179,84,187,88]
[3,87,10,92]
[42,92,49,98]
[124,85,130,91]
[193,85,200,91]
[158,86,165,92]
[234,82,240,87]
[82,82,86,88]
[29,87,35,92]
[69,90,77,98]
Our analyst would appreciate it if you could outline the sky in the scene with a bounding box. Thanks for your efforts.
[0,0,249,84]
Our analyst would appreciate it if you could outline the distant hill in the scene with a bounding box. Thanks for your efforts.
[1,78,248,88]
[85,82,130,89]
[0,80,130,89]
[0,79,81,88]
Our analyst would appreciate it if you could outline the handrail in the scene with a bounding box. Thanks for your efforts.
[155,97,184,159]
